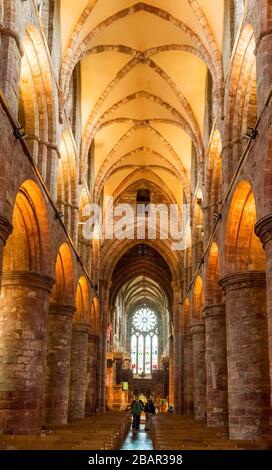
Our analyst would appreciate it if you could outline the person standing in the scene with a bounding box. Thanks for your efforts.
[144,398,156,431]
[131,396,143,432]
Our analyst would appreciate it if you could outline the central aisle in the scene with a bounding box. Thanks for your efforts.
[121,424,154,450]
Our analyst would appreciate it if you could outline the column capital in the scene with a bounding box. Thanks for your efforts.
[87,327,98,341]
[255,214,272,247]
[0,215,13,244]
[219,271,266,291]
[1,271,54,292]
[184,330,192,339]
[203,303,226,319]
[49,303,75,318]
[72,321,89,334]
[189,323,205,335]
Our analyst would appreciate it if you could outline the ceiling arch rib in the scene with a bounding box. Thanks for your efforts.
[60,1,225,227]
[109,175,181,212]
[80,55,204,162]
[93,123,190,201]
[60,2,221,100]
[96,149,181,201]
[82,90,201,170]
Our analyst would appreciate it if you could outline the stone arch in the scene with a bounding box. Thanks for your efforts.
[110,175,182,222]
[205,129,222,232]
[19,25,57,193]
[3,179,52,276]
[78,188,92,273]
[192,275,204,321]
[205,242,222,306]
[224,24,257,178]
[192,196,204,270]
[74,275,90,324]
[61,3,219,101]
[225,180,265,273]
[101,238,181,289]
[82,90,201,170]
[58,130,79,242]
[80,56,203,160]
[50,242,75,306]
[91,296,100,335]
[0,179,53,434]
[183,297,190,331]
[44,241,75,426]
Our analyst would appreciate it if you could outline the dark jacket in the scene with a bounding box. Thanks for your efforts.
[131,400,143,415]
[144,400,156,414]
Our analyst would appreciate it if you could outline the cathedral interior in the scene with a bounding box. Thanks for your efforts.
[0,0,272,451]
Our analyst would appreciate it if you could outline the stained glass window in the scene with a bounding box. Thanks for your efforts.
[131,334,137,374]
[130,308,158,375]
[152,335,158,370]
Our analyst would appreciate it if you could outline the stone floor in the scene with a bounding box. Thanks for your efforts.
[121,423,154,450]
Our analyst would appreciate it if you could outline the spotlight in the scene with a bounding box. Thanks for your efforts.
[55,211,63,220]
[244,127,258,140]
[14,127,26,139]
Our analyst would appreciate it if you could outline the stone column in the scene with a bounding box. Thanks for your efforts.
[191,323,206,420]
[99,281,110,413]
[95,335,102,413]
[44,304,75,425]
[0,215,12,281]
[203,304,228,427]
[220,271,270,439]
[172,283,183,414]
[0,27,23,113]
[85,331,97,416]
[0,271,54,434]
[68,322,89,420]
[168,337,174,407]
[255,215,272,407]
[184,332,194,416]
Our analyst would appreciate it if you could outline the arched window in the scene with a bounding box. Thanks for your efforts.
[130,308,158,375]
[136,189,151,204]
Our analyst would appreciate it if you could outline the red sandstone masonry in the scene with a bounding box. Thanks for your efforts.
[220,271,271,439]
[44,304,75,426]
[85,332,98,416]
[0,271,54,434]
[68,322,89,420]
[184,333,194,416]
[191,323,206,421]
[204,304,228,427]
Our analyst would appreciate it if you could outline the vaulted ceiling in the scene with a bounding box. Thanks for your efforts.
[60,0,225,206]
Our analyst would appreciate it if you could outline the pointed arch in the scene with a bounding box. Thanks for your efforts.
[225,180,265,273]
[19,25,57,192]
[3,179,52,276]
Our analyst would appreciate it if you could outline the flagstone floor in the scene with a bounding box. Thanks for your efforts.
[121,424,154,450]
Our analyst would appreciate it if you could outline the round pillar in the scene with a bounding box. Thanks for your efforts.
[184,332,194,416]
[255,215,272,407]
[0,215,13,281]
[0,271,53,434]
[171,283,183,414]
[85,332,98,416]
[44,304,74,425]
[203,304,228,427]
[191,323,206,420]
[95,336,102,413]
[220,271,270,439]
[68,322,89,420]
[99,281,110,413]
[168,337,174,407]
